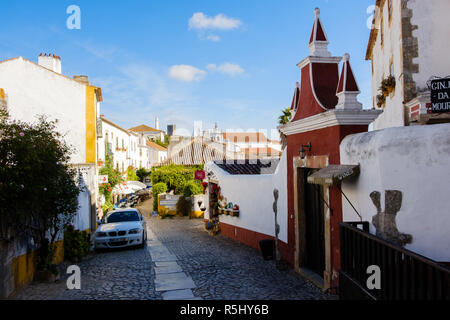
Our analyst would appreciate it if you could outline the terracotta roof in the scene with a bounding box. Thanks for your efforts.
[222,132,274,144]
[101,116,131,135]
[146,140,167,151]
[214,159,280,175]
[242,148,282,157]
[129,124,161,133]
[155,137,234,167]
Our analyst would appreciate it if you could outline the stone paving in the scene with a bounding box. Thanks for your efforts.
[12,198,330,300]
[13,244,160,300]
[148,216,328,300]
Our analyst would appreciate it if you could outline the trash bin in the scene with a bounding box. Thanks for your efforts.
[259,239,275,260]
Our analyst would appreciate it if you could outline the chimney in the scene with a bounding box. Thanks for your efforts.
[38,53,62,74]
[73,75,90,85]
[155,116,159,130]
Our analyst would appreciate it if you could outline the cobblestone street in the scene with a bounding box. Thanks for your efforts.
[13,199,328,300]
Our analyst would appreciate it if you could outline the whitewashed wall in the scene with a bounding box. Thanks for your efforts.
[409,0,450,92]
[340,123,450,262]
[0,57,86,163]
[205,151,288,243]
[371,0,405,130]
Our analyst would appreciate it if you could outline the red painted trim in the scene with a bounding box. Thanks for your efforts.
[411,104,420,112]
[286,124,369,289]
[220,222,294,266]
[345,62,358,92]
[311,63,339,109]
[316,20,327,41]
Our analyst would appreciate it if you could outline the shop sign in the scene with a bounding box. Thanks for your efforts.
[430,78,450,113]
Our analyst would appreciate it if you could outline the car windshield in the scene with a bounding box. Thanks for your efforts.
[106,211,140,223]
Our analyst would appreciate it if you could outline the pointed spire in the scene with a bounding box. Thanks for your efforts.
[335,54,362,110]
[290,82,300,111]
[308,8,331,57]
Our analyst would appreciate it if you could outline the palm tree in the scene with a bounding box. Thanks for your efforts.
[278,108,292,125]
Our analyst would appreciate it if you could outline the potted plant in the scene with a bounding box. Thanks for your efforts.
[376,94,386,108]
[379,81,389,97]
[385,75,396,92]
[201,182,208,194]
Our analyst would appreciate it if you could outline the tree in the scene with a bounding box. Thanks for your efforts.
[278,108,292,125]
[98,153,123,212]
[0,113,81,273]
[278,108,292,150]
[152,134,169,148]
[136,167,150,182]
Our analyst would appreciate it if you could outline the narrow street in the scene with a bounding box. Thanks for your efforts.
[13,198,327,300]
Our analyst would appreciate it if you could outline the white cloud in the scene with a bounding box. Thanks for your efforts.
[206,63,245,76]
[206,35,221,42]
[168,65,206,82]
[188,12,242,30]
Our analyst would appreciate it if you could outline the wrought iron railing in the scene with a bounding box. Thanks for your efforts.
[339,222,450,300]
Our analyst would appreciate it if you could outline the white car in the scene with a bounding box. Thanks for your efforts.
[94,209,147,250]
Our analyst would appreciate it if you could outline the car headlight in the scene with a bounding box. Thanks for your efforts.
[96,232,107,237]
[128,228,141,234]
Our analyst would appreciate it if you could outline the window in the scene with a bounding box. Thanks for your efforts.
[390,61,394,76]
[106,211,140,223]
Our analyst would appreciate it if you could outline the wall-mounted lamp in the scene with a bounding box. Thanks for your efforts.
[299,142,312,159]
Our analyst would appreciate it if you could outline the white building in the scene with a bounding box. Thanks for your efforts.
[193,122,282,158]
[367,0,450,129]
[222,131,282,158]
[98,116,166,172]
[0,54,102,233]
[129,122,165,143]
[147,140,168,164]
[0,54,102,298]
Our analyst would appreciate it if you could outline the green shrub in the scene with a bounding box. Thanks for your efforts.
[182,180,203,197]
[126,166,139,181]
[136,168,150,182]
[150,164,204,195]
[64,225,91,263]
[152,182,168,211]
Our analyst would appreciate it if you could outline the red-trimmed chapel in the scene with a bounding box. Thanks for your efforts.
[279,8,381,292]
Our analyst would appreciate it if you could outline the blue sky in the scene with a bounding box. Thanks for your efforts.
[0,0,375,137]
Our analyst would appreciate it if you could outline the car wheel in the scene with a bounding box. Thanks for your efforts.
[139,233,145,248]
